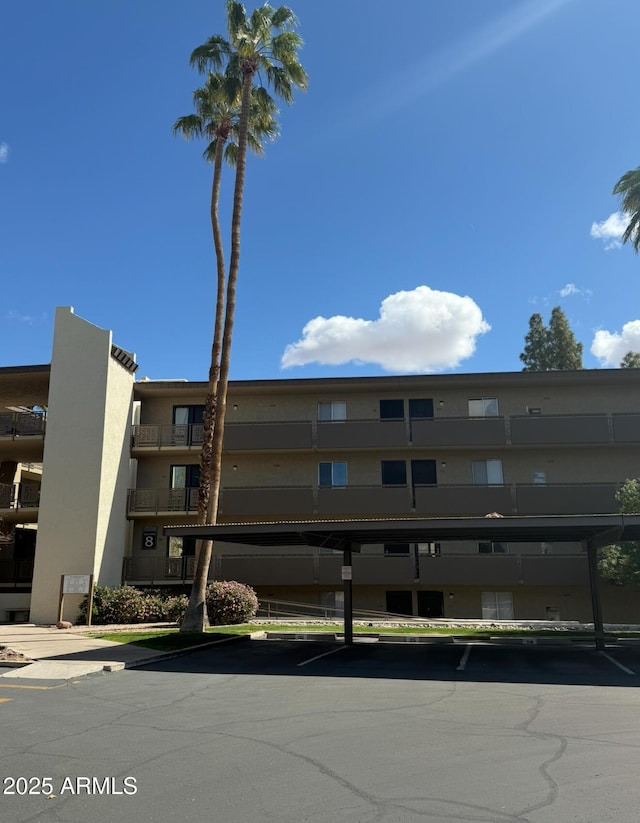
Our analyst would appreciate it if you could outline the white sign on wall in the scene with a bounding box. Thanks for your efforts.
[341,565,352,581]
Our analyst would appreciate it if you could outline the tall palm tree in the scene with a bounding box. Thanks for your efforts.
[613,166,640,252]
[178,2,307,631]
[174,69,279,632]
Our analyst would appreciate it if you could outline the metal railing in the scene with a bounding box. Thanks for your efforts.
[0,559,34,586]
[0,412,46,438]
[132,424,204,448]
[0,483,40,509]
[127,487,199,514]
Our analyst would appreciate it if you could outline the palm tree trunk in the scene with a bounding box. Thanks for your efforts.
[206,69,254,535]
[180,136,227,633]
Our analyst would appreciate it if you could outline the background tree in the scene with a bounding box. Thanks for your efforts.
[547,306,583,370]
[599,479,640,587]
[179,1,307,632]
[520,307,582,371]
[520,313,549,371]
[174,72,279,632]
[612,166,640,253]
[620,351,640,368]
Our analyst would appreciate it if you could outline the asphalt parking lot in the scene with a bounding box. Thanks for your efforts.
[2,638,640,823]
[137,635,640,687]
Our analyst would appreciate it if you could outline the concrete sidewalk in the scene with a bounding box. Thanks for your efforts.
[0,623,181,681]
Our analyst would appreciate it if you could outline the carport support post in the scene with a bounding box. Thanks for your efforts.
[343,543,353,645]
[585,540,605,651]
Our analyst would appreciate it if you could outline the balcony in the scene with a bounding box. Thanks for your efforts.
[224,421,313,451]
[122,552,589,588]
[220,486,314,518]
[612,414,640,443]
[510,414,610,445]
[127,481,622,519]
[132,424,204,450]
[0,412,46,439]
[412,417,507,447]
[317,485,411,516]
[515,483,618,515]
[0,482,40,511]
[317,420,406,449]
[414,484,514,516]
[127,487,199,515]
[0,558,34,587]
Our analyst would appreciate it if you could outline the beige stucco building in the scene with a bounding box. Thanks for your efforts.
[1,308,639,623]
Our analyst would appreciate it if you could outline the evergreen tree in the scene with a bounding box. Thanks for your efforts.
[519,307,582,371]
[520,313,549,371]
[547,306,583,370]
[620,351,640,368]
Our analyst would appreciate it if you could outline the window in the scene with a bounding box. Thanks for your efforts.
[417,542,441,556]
[380,399,404,420]
[468,397,498,417]
[408,398,434,419]
[173,405,205,425]
[478,541,508,554]
[167,536,196,557]
[481,591,514,620]
[381,460,407,485]
[318,401,346,422]
[170,465,200,488]
[318,461,347,487]
[384,543,410,556]
[472,459,503,485]
[532,471,547,485]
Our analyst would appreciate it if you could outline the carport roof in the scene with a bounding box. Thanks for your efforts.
[164,514,640,551]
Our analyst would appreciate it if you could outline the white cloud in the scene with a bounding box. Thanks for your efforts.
[558,283,592,299]
[281,286,491,373]
[0,143,8,164]
[590,211,629,250]
[591,320,640,366]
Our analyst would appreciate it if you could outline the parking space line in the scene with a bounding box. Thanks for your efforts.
[456,644,472,671]
[599,652,636,676]
[298,646,347,667]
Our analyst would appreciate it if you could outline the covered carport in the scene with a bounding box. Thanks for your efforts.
[164,514,640,650]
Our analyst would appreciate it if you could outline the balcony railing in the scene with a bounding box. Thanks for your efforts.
[127,482,621,517]
[132,424,204,448]
[0,412,46,439]
[132,412,640,451]
[0,558,35,586]
[122,552,589,588]
[0,483,41,510]
[127,487,199,514]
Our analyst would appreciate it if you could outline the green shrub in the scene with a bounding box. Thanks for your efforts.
[77,586,188,625]
[205,581,258,625]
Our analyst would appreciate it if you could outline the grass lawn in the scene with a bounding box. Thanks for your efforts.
[92,623,640,650]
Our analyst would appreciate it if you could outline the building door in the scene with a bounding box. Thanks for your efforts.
[172,405,205,445]
[385,590,413,616]
[411,459,437,506]
[417,590,444,618]
[481,591,514,620]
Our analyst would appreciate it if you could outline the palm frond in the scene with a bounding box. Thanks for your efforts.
[190,35,231,73]
[270,5,298,29]
[613,167,640,252]
[226,1,248,41]
[173,114,205,139]
[270,31,304,62]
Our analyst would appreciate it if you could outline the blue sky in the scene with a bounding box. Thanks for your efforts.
[1,0,639,380]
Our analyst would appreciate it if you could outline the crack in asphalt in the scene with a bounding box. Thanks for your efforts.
[512,695,569,818]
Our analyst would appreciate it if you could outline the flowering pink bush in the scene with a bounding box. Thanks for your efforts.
[77,586,188,625]
[205,581,258,625]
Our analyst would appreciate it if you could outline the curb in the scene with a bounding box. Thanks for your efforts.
[123,632,251,670]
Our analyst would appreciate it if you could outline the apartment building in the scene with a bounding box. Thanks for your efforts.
[1,307,639,624]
